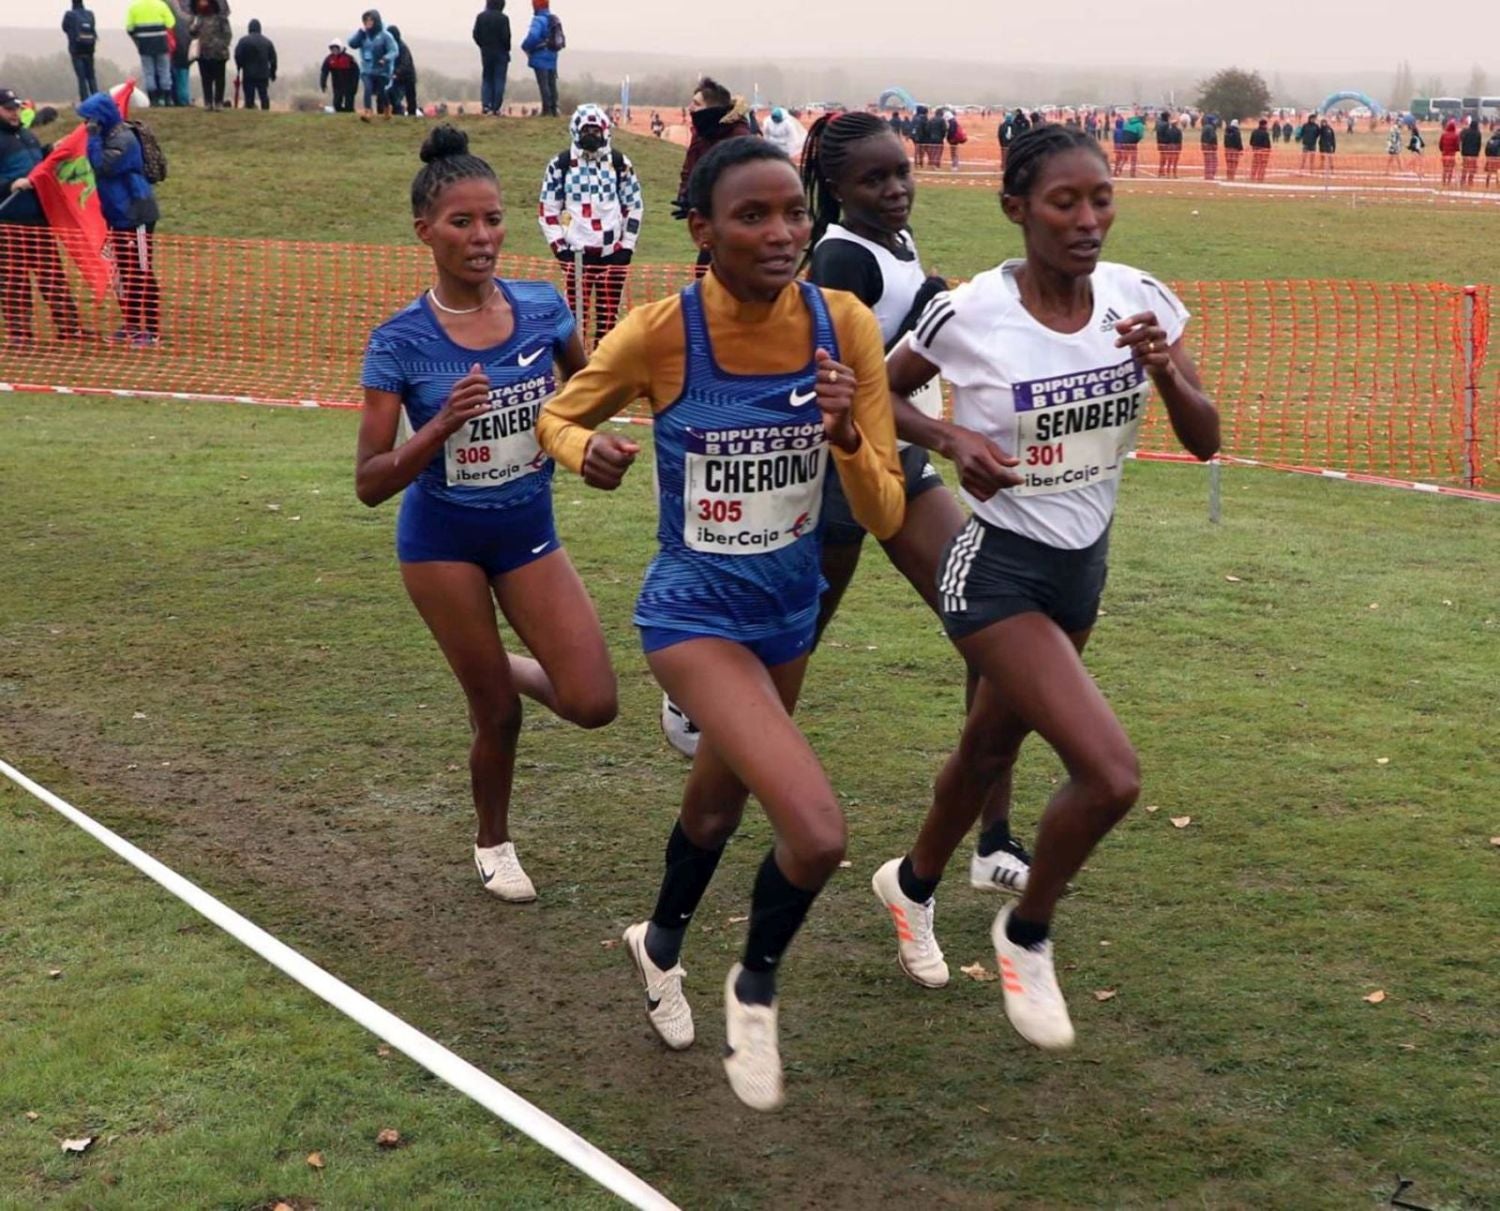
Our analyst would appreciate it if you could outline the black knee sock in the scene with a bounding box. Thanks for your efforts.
[976,817,1013,857]
[644,821,725,970]
[736,850,820,1006]
[897,854,940,903]
[1005,912,1049,950]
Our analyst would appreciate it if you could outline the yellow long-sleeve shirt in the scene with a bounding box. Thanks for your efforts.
[537,273,905,541]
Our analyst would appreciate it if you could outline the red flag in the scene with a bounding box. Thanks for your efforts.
[28,120,113,300]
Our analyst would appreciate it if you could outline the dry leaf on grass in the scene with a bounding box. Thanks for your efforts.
[727,915,749,924]
[132,711,147,720]
[1396,1042,1417,1051]
[375,1045,391,1058]
[959,962,998,983]
[376,1128,402,1149]
[1224,575,1242,583]
[1144,804,1159,813]
[1490,837,1500,848]
[1376,757,1390,766]
[24,1111,38,1122]
[60,1137,93,1154]
[838,860,852,869]
[1363,989,1387,1004]
[306,1151,325,1170]
[599,938,620,949]
[1170,816,1192,829]
[47,968,62,978]
[1093,989,1118,1002]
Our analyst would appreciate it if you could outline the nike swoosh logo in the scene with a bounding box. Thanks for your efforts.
[518,348,545,367]
[788,388,817,408]
[530,541,551,555]
[477,861,497,885]
[647,996,661,1011]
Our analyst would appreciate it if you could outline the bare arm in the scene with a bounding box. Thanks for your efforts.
[1114,313,1219,461]
[354,366,491,507]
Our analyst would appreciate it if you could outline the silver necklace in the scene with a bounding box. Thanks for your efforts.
[428,285,496,315]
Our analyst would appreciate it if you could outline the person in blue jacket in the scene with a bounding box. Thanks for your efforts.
[349,8,398,120]
[520,0,559,118]
[79,90,162,346]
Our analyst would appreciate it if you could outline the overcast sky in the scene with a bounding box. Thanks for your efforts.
[13,0,1477,71]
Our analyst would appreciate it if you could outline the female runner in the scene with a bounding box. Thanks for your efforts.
[800,111,1038,904]
[355,127,617,904]
[538,138,903,1111]
[870,124,1219,1047]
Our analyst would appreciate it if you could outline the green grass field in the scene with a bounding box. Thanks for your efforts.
[2,111,1499,1209]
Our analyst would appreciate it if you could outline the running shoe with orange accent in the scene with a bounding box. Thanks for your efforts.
[871,858,949,988]
[991,904,1074,1050]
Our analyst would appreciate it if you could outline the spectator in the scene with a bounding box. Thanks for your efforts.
[1270,118,1282,141]
[350,9,397,120]
[386,25,416,116]
[320,40,359,113]
[78,89,161,346]
[673,76,751,275]
[1249,117,1272,182]
[538,103,643,345]
[1484,126,1500,190]
[762,106,806,158]
[126,0,177,108]
[1297,114,1319,171]
[921,106,945,168]
[1459,116,1482,188]
[1122,113,1144,176]
[521,0,560,118]
[998,106,1029,168]
[472,0,511,116]
[1438,119,1460,186]
[61,1,100,103]
[1154,110,1172,177]
[0,85,83,348]
[190,0,232,111]
[1200,114,1218,179]
[650,110,664,138]
[1316,118,1336,173]
[233,18,276,110]
[1384,122,1403,174]
[943,107,966,170]
[169,1,193,105]
[1282,118,1294,144]
[1223,117,1243,180]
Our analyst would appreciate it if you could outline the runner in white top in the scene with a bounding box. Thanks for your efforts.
[869,124,1220,1049]
[799,110,1041,902]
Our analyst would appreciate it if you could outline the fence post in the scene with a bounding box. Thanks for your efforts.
[1463,285,1479,488]
[1208,458,1222,524]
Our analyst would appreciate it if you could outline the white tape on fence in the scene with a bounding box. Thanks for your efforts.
[0,757,678,1211]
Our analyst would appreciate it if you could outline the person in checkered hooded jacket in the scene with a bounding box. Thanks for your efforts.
[538,103,644,346]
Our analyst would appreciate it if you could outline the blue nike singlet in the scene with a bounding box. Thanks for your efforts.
[633,281,840,642]
[361,279,576,510]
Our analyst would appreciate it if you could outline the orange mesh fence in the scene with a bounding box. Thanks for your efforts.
[0,228,1493,489]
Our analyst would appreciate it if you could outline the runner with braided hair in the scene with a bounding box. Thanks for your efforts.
[802,111,1039,907]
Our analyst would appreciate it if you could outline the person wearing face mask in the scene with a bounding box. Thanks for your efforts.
[538,104,644,347]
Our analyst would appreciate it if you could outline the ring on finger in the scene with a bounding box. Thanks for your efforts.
[827,369,839,384]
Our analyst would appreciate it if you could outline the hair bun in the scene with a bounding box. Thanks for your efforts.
[420,124,470,164]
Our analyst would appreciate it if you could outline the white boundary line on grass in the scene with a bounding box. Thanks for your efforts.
[0,757,678,1211]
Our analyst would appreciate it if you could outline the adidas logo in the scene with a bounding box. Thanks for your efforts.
[1099,306,1123,332]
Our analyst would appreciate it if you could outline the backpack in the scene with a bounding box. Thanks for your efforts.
[546,13,566,51]
[74,12,97,50]
[129,120,168,184]
[950,120,968,144]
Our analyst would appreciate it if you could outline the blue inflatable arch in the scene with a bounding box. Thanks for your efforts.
[1316,90,1385,117]
[878,87,919,111]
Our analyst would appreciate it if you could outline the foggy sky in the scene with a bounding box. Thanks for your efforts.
[14,0,1481,73]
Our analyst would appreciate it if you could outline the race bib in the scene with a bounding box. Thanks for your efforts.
[1010,359,1147,497]
[682,421,827,554]
[443,374,552,488]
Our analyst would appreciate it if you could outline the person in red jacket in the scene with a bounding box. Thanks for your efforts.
[671,76,751,278]
[1438,119,1461,187]
[319,41,360,113]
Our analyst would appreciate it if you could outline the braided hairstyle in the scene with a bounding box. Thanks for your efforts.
[799,110,898,259]
[411,125,499,217]
[1002,122,1109,199]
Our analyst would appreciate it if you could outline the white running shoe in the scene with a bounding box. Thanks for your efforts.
[991,904,1074,1050]
[660,693,701,760]
[473,841,537,903]
[722,964,784,1111]
[622,922,694,1051]
[870,858,949,988]
[970,837,1032,895]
